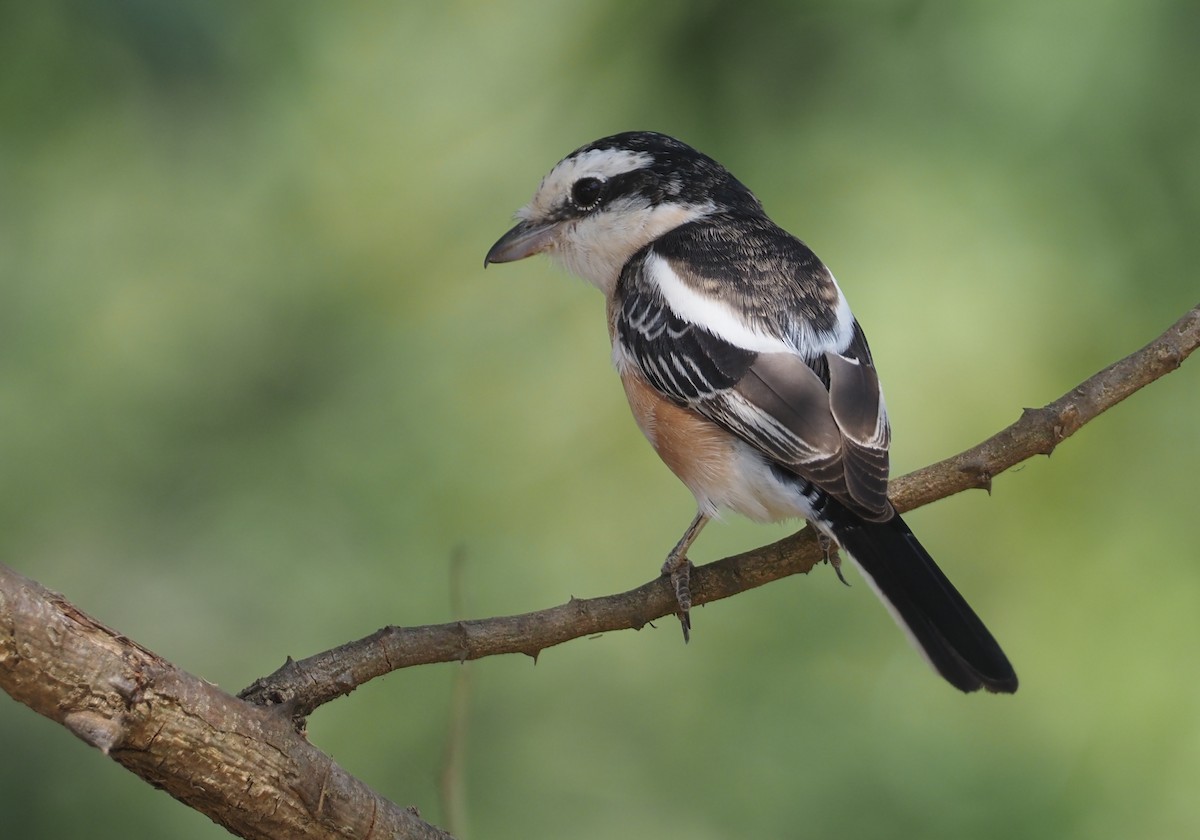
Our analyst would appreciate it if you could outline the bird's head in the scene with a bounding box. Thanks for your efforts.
[485,131,760,294]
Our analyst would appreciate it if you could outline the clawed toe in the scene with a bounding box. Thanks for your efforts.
[660,511,710,643]
[662,556,694,642]
[818,532,850,587]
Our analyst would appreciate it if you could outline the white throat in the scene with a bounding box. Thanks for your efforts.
[548,199,716,297]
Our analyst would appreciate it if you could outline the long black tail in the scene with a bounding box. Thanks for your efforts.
[831,512,1018,694]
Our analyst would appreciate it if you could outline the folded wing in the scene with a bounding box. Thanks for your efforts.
[616,234,892,521]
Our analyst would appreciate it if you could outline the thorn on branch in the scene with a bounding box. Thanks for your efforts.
[64,710,126,755]
[1020,405,1070,456]
[959,459,994,494]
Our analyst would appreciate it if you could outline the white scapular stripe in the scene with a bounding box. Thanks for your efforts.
[645,254,794,354]
[648,254,860,360]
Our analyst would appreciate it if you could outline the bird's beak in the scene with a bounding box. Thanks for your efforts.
[484,219,558,267]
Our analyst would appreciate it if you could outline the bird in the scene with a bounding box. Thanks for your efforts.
[485,131,1017,694]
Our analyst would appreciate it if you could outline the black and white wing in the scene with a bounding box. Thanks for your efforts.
[615,217,892,521]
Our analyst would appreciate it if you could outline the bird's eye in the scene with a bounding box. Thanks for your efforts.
[571,177,605,210]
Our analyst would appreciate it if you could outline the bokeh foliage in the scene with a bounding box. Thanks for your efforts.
[2,2,1198,838]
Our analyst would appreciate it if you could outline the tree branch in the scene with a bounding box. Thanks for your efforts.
[3,304,1195,838]
[241,303,1200,720]
[0,563,454,840]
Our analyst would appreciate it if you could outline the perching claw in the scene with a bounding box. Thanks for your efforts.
[661,512,709,642]
[818,532,850,587]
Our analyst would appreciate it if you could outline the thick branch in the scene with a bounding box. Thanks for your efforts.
[241,303,1200,719]
[0,563,454,840]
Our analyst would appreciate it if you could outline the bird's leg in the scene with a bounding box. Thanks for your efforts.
[816,530,850,587]
[661,511,709,643]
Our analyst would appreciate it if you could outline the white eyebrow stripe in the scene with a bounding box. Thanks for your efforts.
[526,149,655,211]
[643,253,794,355]
[564,148,654,180]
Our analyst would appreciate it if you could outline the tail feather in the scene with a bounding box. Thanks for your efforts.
[831,512,1018,694]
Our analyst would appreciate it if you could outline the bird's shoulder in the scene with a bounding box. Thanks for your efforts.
[617,212,853,361]
[624,213,849,357]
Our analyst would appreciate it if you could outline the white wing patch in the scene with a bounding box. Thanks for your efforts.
[647,254,859,361]
[645,254,794,354]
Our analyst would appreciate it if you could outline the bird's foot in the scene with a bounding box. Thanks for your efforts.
[660,552,695,643]
[818,533,850,587]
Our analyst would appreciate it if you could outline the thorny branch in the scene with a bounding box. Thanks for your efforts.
[240,303,1200,720]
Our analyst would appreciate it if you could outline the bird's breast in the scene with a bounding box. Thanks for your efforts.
[616,367,818,524]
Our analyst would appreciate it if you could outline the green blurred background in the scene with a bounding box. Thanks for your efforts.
[2,1,1198,838]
